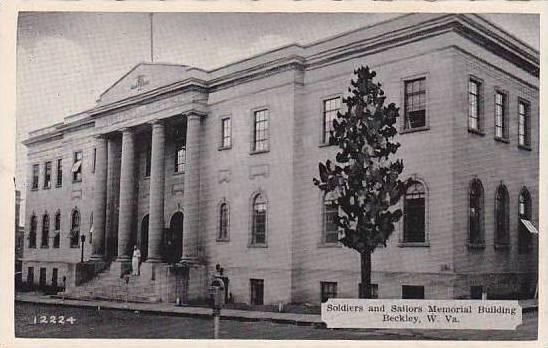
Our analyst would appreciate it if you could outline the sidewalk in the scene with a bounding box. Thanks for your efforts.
[15,292,538,327]
[15,293,324,326]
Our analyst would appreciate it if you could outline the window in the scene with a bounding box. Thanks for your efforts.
[321,281,337,302]
[402,285,425,299]
[468,179,485,247]
[404,78,426,129]
[28,215,37,248]
[470,286,483,300]
[494,184,510,247]
[221,117,232,148]
[518,100,531,148]
[323,97,341,144]
[468,79,482,132]
[403,181,426,243]
[89,212,93,244]
[41,214,49,248]
[52,268,58,288]
[27,267,34,287]
[39,268,47,288]
[495,91,508,140]
[250,279,264,305]
[174,143,185,173]
[518,188,532,254]
[53,212,61,248]
[218,202,229,241]
[31,164,39,189]
[323,192,339,244]
[43,162,52,189]
[70,209,80,248]
[145,146,151,177]
[56,159,63,187]
[251,193,267,245]
[359,283,379,299]
[252,109,269,152]
[72,151,83,182]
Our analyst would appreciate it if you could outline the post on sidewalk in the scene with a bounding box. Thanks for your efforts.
[209,277,225,339]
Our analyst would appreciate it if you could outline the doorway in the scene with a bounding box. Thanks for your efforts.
[141,215,149,261]
[165,212,183,263]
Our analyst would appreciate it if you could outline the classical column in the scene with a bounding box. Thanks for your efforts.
[116,128,136,261]
[105,136,121,259]
[181,113,202,262]
[147,120,166,262]
[91,135,108,260]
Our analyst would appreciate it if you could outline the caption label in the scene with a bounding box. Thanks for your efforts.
[321,299,521,330]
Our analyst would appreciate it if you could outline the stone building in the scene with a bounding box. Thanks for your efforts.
[20,13,539,304]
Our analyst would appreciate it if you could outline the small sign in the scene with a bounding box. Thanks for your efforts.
[321,299,522,330]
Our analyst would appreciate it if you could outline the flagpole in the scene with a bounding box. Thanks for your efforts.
[150,12,154,62]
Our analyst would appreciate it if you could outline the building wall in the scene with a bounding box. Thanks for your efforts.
[449,45,539,298]
[292,34,458,303]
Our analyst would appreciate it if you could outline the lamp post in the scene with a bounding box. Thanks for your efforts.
[80,235,86,263]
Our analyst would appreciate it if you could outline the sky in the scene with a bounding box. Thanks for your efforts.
[15,12,540,215]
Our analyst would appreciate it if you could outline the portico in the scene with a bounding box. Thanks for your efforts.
[91,111,205,271]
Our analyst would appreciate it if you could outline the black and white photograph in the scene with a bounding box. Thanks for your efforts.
[2,1,544,344]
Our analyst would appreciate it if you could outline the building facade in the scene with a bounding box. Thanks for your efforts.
[21,13,539,304]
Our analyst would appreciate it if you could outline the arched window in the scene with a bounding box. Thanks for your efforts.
[403,180,426,243]
[70,209,80,248]
[251,193,267,246]
[469,179,484,247]
[218,202,229,241]
[518,188,532,254]
[41,214,50,248]
[494,184,510,247]
[28,214,37,248]
[53,212,61,248]
[323,192,339,244]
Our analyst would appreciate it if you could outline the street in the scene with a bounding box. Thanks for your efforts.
[15,302,537,340]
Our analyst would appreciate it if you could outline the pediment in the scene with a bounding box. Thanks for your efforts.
[97,63,189,106]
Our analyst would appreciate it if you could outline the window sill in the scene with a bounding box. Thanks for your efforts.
[40,245,49,249]
[494,137,510,144]
[400,126,430,134]
[318,142,334,148]
[31,187,39,192]
[398,241,430,248]
[218,145,232,151]
[518,144,532,151]
[494,243,510,250]
[43,186,51,190]
[250,150,269,155]
[216,238,230,243]
[56,184,62,188]
[72,180,82,184]
[143,176,150,180]
[467,242,486,249]
[318,242,342,248]
[248,243,268,248]
[468,128,485,136]
[70,245,79,249]
[173,171,184,176]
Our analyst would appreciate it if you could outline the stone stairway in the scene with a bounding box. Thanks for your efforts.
[62,265,161,303]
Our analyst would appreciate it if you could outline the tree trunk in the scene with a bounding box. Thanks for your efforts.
[360,250,372,298]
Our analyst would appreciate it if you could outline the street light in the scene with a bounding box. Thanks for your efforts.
[80,234,86,263]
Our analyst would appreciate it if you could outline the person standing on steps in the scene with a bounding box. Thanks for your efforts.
[132,245,141,276]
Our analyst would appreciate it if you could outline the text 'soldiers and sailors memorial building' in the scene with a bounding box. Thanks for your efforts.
[21,13,539,305]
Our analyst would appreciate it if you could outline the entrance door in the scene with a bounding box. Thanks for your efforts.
[141,215,149,261]
[165,212,183,263]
